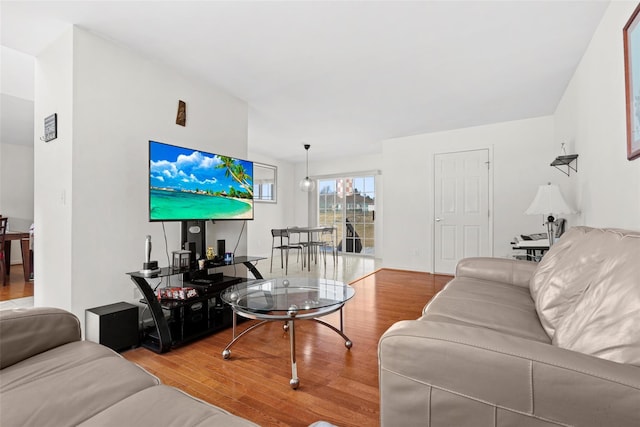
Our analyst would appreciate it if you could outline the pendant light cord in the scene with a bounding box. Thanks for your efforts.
[304,144,311,178]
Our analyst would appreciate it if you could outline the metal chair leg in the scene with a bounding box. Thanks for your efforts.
[270,246,274,273]
[285,248,289,275]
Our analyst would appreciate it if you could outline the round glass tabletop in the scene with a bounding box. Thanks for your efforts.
[221,277,355,316]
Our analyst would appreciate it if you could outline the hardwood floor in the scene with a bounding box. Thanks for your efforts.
[0,264,34,301]
[123,268,452,427]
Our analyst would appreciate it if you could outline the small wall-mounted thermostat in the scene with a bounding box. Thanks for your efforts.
[41,113,57,142]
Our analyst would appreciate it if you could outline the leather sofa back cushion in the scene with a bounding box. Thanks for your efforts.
[529,226,596,337]
[552,229,640,366]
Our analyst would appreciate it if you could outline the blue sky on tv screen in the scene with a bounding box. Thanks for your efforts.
[149,141,253,195]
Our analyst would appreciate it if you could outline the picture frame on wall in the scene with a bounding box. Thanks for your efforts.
[624,3,640,160]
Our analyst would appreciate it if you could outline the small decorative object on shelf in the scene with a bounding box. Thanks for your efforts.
[206,246,215,260]
[172,250,190,270]
[157,287,199,301]
[140,235,159,277]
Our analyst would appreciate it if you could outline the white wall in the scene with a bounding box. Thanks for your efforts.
[554,1,640,229]
[35,27,248,327]
[283,1,640,274]
[34,28,74,309]
[1,46,35,101]
[29,2,639,316]
[379,1,640,274]
[382,116,565,273]
[246,152,295,258]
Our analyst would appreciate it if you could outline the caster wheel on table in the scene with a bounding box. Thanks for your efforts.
[290,378,300,389]
[222,349,231,359]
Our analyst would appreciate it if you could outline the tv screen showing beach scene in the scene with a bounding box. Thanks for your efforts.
[149,141,254,221]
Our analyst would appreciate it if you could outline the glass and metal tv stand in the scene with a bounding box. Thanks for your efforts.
[126,256,265,353]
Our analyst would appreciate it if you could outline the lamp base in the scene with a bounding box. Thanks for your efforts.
[143,261,158,270]
[546,215,556,246]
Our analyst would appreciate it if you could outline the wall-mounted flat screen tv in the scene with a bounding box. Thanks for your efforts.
[149,140,254,221]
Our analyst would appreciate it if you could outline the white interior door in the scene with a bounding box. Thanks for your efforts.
[434,149,490,274]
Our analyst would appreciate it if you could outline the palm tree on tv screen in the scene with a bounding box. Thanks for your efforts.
[216,156,253,198]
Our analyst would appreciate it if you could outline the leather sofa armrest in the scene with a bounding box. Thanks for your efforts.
[379,320,640,427]
[0,307,81,369]
[455,257,537,288]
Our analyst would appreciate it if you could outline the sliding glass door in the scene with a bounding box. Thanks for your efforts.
[318,176,375,256]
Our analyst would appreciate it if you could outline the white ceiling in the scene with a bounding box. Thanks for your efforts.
[0,1,609,162]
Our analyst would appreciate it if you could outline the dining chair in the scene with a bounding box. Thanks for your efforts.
[270,228,304,274]
[294,226,323,266]
[289,226,320,266]
[0,217,8,285]
[318,226,338,269]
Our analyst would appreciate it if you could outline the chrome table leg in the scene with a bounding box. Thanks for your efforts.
[288,306,299,389]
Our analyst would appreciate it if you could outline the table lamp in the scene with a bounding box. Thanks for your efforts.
[525,183,574,246]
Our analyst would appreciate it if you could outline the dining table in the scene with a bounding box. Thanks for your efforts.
[4,231,32,282]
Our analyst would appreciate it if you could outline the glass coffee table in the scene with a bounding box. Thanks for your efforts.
[220,277,355,389]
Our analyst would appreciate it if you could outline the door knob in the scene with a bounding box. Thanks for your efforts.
[435,218,442,222]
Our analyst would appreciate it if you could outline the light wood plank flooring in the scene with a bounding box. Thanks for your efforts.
[123,268,452,427]
[0,264,34,301]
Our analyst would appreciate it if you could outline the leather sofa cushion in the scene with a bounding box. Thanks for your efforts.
[0,340,118,393]
[553,228,640,366]
[528,226,596,337]
[0,342,159,427]
[0,307,81,369]
[0,307,260,427]
[380,319,640,427]
[78,385,257,427]
[422,277,550,343]
[456,257,537,288]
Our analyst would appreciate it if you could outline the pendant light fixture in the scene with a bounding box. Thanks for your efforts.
[299,144,315,192]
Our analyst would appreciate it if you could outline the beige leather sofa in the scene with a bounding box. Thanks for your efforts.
[379,226,640,426]
[0,307,258,427]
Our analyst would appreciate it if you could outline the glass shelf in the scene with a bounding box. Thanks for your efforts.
[127,256,265,279]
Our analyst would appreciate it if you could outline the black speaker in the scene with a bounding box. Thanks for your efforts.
[181,221,206,266]
[217,239,225,258]
[85,302,139,352]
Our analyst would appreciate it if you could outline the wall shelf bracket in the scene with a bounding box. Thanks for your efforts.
[551,154,578,176]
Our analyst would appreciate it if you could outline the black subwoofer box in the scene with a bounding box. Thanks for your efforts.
[85,302,139,352]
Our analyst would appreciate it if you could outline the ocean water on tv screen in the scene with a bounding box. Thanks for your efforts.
[150,189,252,221]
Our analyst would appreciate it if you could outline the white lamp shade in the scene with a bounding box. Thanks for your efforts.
[525,184,574,215]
